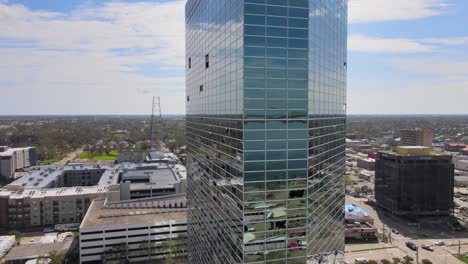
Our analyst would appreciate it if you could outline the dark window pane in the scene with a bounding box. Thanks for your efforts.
[245,4,265,15]
[245,25,265,36]
[288,59,307,69]
[267,0,287,5]
[267,6,287,16]
[267,69,287,78]
[289,0,307,7]
[288,100,307,109]
[288,120,307,129]
[288,140,307,149]
[246,36,266,46]
[267,48,287,58]
[245,78,266,88]
[288,69,308,79]
[245,172,266,182]
[266,79,287,88]
[245,47,265,57]
[288,18,307,28]
[288,130,307,139]
[245,89,265,98]
[246,15,266,25]
[245,68,266,78]
[266,109,287,119]
[288,7,308,18]
[267,150,287,159]
[288,28,308,38]
[245,161,266,171]
[245,130,266,140]
[288,38,308,49]
[266,90,287,99]
[245,57,265,67]
[245,151,266,161]
[267,37,287,48]
[267,27,287,37]
[267,141,286,150]
[288,90,307,99]
[267,16,287,27]
[266,120,287,129]
[267,161,286,170]
[245,141,266,150]
[266,100,287,110]
[288,49,308,59]
[288,80,308,89]
[266,131,287,140]
[267,58,287,68]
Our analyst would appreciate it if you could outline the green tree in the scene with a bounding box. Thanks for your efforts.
[163,237,187,264]
[392,258,401,264]
[368,260,378,264]
[381,260,391,264]
[403,255,414,264]
[8,230,22,243]
[421,260,432,264]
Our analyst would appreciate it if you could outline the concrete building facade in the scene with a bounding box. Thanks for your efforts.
[400,128,434,148]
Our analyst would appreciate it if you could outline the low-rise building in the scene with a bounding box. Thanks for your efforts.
[117,152,143,164]
[345,204,377,240]
[0,147,37,179]
[0,161,187,229]
[356,158,375,171]
[79,194,187,264]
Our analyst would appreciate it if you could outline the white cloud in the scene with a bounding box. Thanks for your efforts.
[348,81,468,114]
[388,58,468,82]
[422,37,468,45]
[349,0,451,23]
[0,1,187,115]
[348,35,434,53]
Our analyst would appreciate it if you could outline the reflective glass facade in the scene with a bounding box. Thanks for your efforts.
[186,0,347,263]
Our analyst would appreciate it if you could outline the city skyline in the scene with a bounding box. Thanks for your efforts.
[0,0,467,115]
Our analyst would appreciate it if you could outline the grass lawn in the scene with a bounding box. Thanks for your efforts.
[455,254,468,263]
[38,158,60,165]
[78,150,118,161]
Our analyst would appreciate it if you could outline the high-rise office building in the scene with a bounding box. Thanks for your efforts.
[375,146,454,216]
[186,0,347,263]
[400,128,434,148]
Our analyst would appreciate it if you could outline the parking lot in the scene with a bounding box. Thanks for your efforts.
[345,195,468,263]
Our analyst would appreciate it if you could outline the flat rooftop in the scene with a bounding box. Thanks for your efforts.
[345,204,371,218]
[2,162,186,198]
[81,198,186,228]
[380,146,450,157]
[4,237,73,262]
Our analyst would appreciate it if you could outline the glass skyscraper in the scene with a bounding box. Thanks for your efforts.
[186,0,347,263]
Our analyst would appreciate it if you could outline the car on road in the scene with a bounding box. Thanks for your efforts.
[406,241,418,251]
[43,228,54,233]
[434,240,445,246]
[354,258,367,264]
[421,244,434,251]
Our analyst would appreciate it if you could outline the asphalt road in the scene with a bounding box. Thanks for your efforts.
[345,195,467,264]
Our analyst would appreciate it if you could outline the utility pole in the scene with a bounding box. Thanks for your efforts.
[416,247,419,264]
[149,96,162,151]
[459,240,462,255]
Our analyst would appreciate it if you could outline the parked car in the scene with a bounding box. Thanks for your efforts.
[434,241,445,246]
[406,241,418,251]
[421,244,434,251]
[355,258,368,264]
[43,228,54,233]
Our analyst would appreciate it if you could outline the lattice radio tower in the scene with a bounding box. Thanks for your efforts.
[149,96,162,151]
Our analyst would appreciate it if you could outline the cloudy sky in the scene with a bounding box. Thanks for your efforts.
[0,0,467,115]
